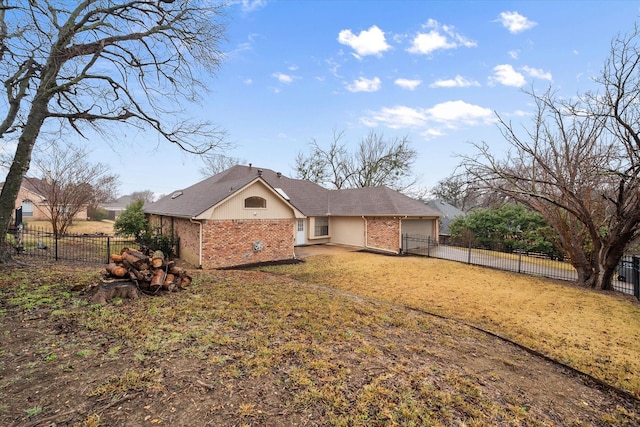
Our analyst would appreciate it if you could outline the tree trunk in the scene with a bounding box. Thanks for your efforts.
[0,99,49,262]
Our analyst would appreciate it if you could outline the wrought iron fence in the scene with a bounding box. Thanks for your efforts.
[4,225,147,264]
[402,234,640,300]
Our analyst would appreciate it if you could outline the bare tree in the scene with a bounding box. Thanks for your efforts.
[430,173,480,211]
[199,153,243,178]
[295,130,419,192]
[0,1,228,260]
[462,32,640,292]
[130,190,155,204]
[294,129,349,188]
[28,142,119,235]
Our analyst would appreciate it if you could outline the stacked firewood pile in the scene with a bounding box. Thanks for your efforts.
[90,248,192,304]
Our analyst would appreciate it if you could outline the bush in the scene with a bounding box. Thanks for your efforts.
[113,200,151,238]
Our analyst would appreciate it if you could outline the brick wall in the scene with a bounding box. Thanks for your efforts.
[201,218,295,269]
[366,217,401,253]
[173,218,201,267]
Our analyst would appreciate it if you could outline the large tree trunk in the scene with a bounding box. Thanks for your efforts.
[594,239,630,291]
[0,100,49,262]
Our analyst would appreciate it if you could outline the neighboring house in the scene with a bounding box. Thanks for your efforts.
[101,195,136,220]
[0,178,89,224]
[144,165,441,269]
[425,199,466,244]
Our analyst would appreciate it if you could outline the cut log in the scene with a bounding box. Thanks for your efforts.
[151,256,165,268]
[110,253,123,263]
[169,266,185,275]
[122,249,149,270]
[149,269,166,288]
[179,275,192,287]
[163,273,175,285]
[105,262,128,278]
[152,250,165,259]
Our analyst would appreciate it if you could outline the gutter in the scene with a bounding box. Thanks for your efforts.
[190,217,203,269]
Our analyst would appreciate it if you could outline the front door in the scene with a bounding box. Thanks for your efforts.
[296,219,306,245]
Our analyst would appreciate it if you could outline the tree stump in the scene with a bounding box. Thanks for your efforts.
[90,279,140,304]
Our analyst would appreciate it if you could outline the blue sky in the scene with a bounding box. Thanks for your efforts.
[8,1,640,198]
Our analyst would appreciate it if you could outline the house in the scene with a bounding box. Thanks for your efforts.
[425,199,466,244]
[144,165,441,269]
[100,195,136,220]
[1,178,89,225]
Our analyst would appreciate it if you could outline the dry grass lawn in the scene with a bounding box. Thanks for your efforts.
[23,220,115,235]
[1,264,638,426]
[258,251,640,397]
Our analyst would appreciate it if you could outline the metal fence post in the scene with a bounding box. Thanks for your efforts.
[106,236,111,264]
[633,256,640,301]
[54,232,59,261]
[467,240,472,264]
[518,251,522,274]
[427,236,431,257]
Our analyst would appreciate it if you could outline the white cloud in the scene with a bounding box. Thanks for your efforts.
[395,78,422,90]
[361,105,429,129]
[243,78,253,85]
[522,65,552,80]
[272,72,295,84]
[408,19,477,55]
[338,25,391,57]
[491,64,526,87]
[238,0,267,12]
[508,49,519,59]
[346,76,381,93]
[326,58,342,78]
[421,128,445,139]
[497,11,537,34]
[426,100,494,126]
[360,100,494,133]
[429,75,480,88]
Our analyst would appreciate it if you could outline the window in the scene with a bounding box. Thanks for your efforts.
[22,200,33,217]
[314,216,329,237]
[297,219,304,232]
[244,196,266,208]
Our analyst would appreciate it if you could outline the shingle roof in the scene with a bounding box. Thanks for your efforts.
[425,199,466,235]
[329,186,441,216]
[144,165,440,218]
[144,174,260,218]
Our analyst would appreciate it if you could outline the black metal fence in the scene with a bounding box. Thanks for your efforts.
[402,234,640,300]
[5,225,139,264]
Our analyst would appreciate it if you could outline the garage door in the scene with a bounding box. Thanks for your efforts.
[401,219,433,238]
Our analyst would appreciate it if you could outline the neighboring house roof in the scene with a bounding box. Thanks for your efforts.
[425,199,466,235]
[145,165,441,219]
[101,195,137,211]
[0,178,47,202]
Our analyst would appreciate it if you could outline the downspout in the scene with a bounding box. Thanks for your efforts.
[362,216,368,249]
[190,217,203,269]
[399,216,407,254]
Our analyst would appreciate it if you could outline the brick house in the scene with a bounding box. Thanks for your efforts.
[144,165,441,269]
[1,178,88,224]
